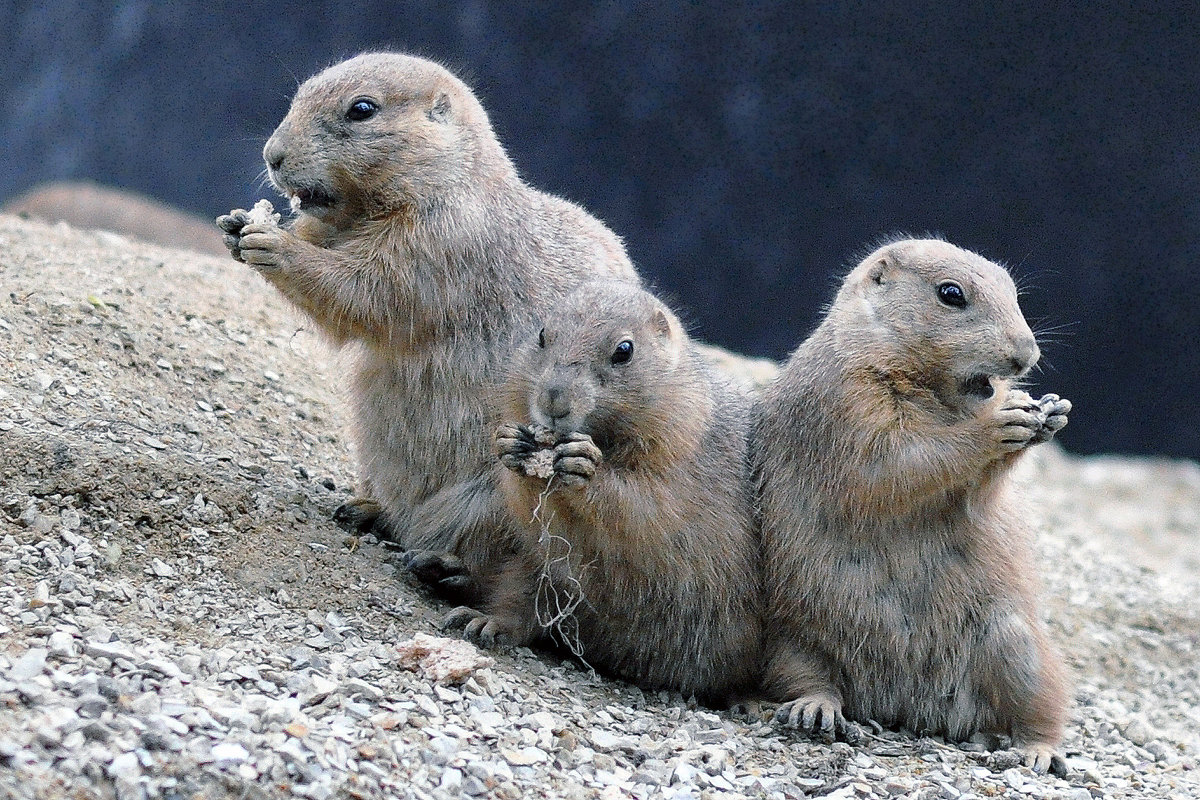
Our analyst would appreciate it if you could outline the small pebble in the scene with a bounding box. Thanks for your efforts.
[47,631,75,658]
[9,649,47,681]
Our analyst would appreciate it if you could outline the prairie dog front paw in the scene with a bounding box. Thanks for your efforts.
[992,389,1046,454]
[216,200,288,270]
[496,423,559,478]
[496,423,538,471]
[1031,393,1071,444]
[553,432,603,486]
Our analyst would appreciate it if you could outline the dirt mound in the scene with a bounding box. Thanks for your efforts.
[1,214,1196,798]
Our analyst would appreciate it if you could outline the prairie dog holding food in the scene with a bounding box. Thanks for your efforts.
[444,281,763,703]
[754,238,1070,773]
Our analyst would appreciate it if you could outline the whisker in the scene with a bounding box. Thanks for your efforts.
[1033,356,1063,376]
[1032,321,1080,333]
[272,53,303,89]
[1007,254,1036,295]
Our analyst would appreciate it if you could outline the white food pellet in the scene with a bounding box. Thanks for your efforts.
[524,448,555,479]
[246,199,280,226]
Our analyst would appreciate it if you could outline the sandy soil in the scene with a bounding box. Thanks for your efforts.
[0,215,1197,799]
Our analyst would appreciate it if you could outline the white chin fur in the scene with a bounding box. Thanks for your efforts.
[530,408,553,430]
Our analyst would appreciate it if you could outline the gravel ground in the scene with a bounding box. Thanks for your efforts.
[0,214,1197,799]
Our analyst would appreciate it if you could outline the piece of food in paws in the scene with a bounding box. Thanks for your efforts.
[246,199,280,226]
[523,424,559,479]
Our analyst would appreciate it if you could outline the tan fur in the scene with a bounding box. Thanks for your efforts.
[216,52,638,548]
[754,239,1070,772]
[444,282,762,703]
[4,181,227,257]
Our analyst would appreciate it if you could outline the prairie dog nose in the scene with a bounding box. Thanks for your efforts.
[263,138,285,172]
[538,385,571,420]
[1008,336,1040,376]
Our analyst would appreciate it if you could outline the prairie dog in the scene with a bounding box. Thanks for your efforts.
[216,52,638,548]
[444,281,763,703]
[754,238,1070,773]
[5,181,227,257]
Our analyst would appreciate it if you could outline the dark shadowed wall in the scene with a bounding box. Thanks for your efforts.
[3,2,1198,457]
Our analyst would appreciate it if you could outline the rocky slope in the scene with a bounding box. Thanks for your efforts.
[0,215,1196,799]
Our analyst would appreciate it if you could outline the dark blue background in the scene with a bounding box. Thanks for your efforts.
[3,3,1197,457]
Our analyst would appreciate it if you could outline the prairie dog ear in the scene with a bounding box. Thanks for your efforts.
[867,255,890,285]
[429,92,452,122]
[651,306,686,370]
[652,308,673,338]
[845,259,886,320]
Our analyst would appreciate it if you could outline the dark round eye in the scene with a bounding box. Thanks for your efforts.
[611,340,634,365]
[537,328,545,348]
[346,99,378,121]
[937,281,967,308]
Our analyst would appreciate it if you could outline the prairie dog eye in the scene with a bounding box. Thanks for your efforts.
[346,99,379,121]
[611,340,634,365]
[936,281,967,308]
[538,328,546,348]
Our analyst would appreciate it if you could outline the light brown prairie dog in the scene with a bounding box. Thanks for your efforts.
[753,238,1070,773]
[215,52,638,550]
[443,281,763,703]
[5,181,227,257]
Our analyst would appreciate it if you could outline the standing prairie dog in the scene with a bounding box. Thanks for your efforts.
[216,52,638,549]
[443,281,763,703]
[754,239,1070,773]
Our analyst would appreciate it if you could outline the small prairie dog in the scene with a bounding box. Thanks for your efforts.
[215,52,637,546]
[753,238,1070,773]
[445,281,763,703]
[5,181,227,257]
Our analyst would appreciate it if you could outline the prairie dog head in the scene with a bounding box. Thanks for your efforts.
[505,282,689,449]
[262,52,507,228]
[836,239,1039,408]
